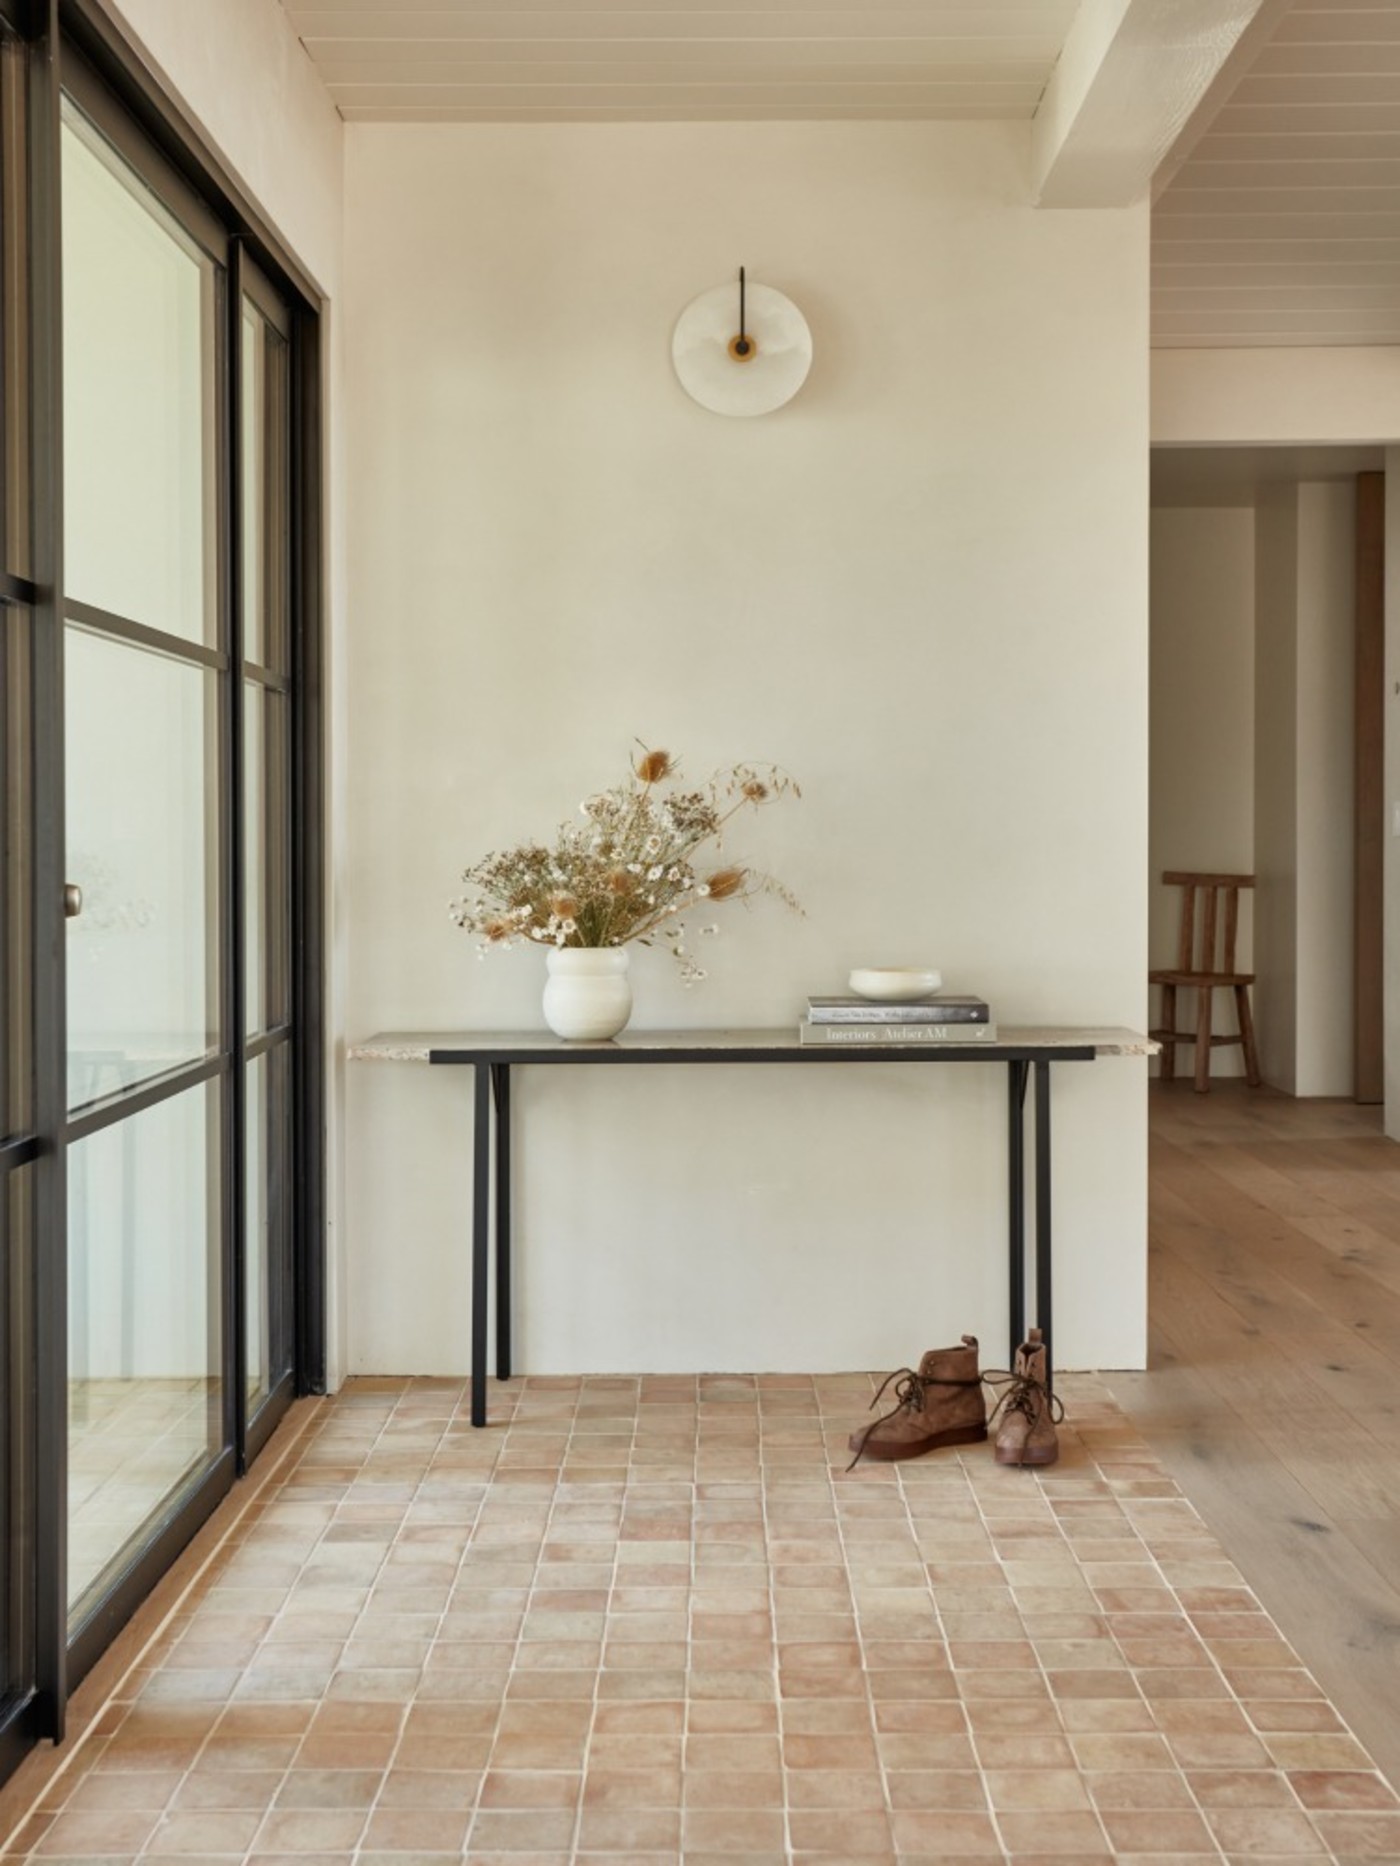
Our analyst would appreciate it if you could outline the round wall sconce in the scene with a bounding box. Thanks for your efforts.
[672,266,812,417]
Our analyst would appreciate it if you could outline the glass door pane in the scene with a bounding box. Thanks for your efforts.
[3,606,29,1140]
[244,681,289,1039]
[60,92,226,1635]
[65,627,216,1107]
[66,1085,220,1622]
[60,106,215,645]
[245,1046,289,1408]
[0,601,33,1703]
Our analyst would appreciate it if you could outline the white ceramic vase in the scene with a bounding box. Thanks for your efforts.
[542,947,632,1040]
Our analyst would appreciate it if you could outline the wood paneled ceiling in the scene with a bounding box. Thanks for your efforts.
[1153,2,1400,347]
[280,0,1081,123]
[285,0,1400,349]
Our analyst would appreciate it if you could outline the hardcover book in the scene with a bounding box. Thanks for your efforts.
[799,1020,999,1046]
[807,994,990,1024]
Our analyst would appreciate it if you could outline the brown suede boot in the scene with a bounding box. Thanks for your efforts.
[846,1336,987,1469]
[988,1329,1062,1467]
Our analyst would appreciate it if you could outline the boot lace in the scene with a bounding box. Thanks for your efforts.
[845,1365,977,1473]
[981,1367,1065,1436]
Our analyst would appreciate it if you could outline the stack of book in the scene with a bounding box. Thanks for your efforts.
[799,994,995,1046]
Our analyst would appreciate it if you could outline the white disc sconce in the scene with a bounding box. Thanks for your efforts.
[672,267,812,417]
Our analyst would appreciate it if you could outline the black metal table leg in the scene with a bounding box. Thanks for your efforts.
[471,1063,491,1427]
[1007,1060,1028,1362]
[1034,1058,1053,1389]
[491,1063,512,1380]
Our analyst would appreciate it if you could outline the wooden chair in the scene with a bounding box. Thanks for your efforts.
[1150,871,1261,1094]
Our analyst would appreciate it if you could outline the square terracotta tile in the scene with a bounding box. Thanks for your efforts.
[681,1807,787,1851]
[984,1769,1093,1811]
[1308,1807,1400,1854]
[1098,1807,1219,1853]
[1203,1805,1330,1854]
[883,1771,987,1810]
[886,1809,1002,1854]
[996,1809,1113,1853]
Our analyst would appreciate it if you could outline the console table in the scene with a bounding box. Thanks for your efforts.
[351,1027,1152,1427]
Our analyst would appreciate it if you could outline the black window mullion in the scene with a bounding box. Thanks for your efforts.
[1,26,30,588]
[227,238,247,1475]
[64,598,226,673]
[243,659,289,695]
[247,1022,291,1064]
[0,612,11,1150]
[28,0,67,1746]
[290,304,324,1397]
[63,1051,223,1146]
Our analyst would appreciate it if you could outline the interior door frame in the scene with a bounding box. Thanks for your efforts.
[0,0,325,1754]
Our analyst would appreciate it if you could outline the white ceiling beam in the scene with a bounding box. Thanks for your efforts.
[1030,0,1274,208]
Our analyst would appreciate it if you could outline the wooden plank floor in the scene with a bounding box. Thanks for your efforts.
[1108,1080,1400,1792]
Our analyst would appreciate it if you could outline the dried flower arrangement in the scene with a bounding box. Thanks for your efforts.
[450,745,800,982]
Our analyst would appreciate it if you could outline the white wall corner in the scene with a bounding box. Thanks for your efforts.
[1384,453,1400,1138]
[1253,483,1300,1094]
[1293,482,1356,1099]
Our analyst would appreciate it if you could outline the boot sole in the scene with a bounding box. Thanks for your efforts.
[848,1424,987,1463]
[994,1445,1059,1467]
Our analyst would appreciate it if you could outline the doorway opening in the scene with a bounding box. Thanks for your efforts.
[1148,444,1382,1105]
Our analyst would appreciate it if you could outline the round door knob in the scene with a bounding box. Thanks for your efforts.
[63,883,83,919]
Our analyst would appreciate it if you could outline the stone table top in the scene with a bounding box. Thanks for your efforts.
[349,1026,1158,1064]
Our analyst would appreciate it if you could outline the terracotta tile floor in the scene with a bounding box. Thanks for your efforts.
[9,1370,1399,1864]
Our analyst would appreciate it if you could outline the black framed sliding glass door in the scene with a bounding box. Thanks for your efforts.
[0,0,42,1772]
[59,76,229,1637]
[0,0,323,1766]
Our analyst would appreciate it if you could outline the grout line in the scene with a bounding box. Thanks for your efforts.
[946,1430,1021,1863]
[679,1379,699,1864]
[345,1381,494,1865]
[555,1372,600,1863]
[990,1401,1165,1865]
[764,1377,797,1866]
[460,1372,588,1857]
[232,1388,405,1865]
[1129,1460,1348,1862]
[839,1370,911,1865]
[1077,1386,1241,1864]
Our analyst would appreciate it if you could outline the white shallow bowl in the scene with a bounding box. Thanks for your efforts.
[848,967,942,1001]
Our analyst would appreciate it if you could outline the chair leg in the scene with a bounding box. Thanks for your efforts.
[1161,985,1177,1082]
[1235,984,1261,1087]
[1194,984,1213,1094]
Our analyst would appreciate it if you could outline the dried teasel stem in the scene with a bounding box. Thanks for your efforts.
[449,742,801,981]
